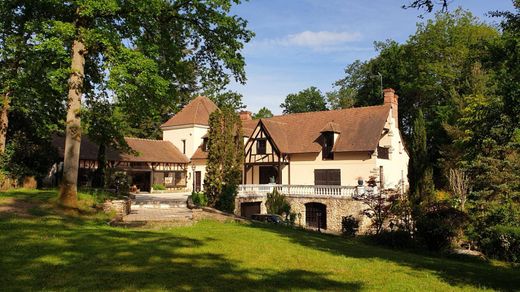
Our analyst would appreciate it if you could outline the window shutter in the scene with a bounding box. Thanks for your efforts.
[314,169,341,185]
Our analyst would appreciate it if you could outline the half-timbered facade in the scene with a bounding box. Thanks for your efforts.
[51,136,189,192]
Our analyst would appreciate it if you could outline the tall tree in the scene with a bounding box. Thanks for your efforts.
[253,107,273,119]
[332,10,499,188]
[0,1,253,207]
[204,107,243,212]
[280,86,327,114]
[409,110,434,209]
[83,98,130,188]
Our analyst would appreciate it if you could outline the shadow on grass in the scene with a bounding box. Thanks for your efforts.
[0,191,362,291]
[247,223,520,291]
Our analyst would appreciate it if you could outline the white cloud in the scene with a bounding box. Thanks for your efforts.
[248,30,363,52]
[281,31,361,48]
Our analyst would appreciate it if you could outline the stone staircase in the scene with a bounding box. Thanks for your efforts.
[124,193,193,222]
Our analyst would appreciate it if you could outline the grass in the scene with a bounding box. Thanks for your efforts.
[0,190,519,291]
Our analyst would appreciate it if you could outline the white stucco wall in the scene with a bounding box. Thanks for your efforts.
[376,109,410,190]
[289,152,378,186]
[162,124,208,159]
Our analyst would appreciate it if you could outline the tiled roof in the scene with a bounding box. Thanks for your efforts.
[191,146,208,160]
[161,96,218,128]
[320,122,341,133]
[242,105,391,154]
[52,135,189,164]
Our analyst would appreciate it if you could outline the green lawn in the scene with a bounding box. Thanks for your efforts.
[0,190,518,291]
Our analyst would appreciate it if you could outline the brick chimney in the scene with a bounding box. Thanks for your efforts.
[383,88,398,123]
[239,110,252,121]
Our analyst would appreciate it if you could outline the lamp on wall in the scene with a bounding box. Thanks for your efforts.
[191,163,197,191]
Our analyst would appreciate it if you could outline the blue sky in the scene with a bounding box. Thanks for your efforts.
[228,0,515,114]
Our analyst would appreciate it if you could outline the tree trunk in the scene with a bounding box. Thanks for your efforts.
[0,93,10,154]
[94,143,106,188]
[59,40,86,208]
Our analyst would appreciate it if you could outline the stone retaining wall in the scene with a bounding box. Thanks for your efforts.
[103,199,131,218]
[236,195,372,234]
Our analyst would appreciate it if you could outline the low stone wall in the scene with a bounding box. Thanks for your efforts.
[103,199,131,218]
[236,194,372,234]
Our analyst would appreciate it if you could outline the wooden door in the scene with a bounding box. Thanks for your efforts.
[241,202,261,218]
[305,202,327,229]
[195,171,202,192]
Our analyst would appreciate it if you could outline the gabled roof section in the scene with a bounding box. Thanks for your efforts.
[52,135,190,164]
[242,105,391,154]
[161,96,218,128]
[320,122,341,133]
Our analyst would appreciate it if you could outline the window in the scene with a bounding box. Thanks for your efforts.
[322,132,334,160]
[377,146,390,159]
[314,169,341,185]
[182,139,186,154]
[256,139,267,154]
[202,138,209,152]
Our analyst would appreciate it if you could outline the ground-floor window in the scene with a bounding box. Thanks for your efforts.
[305,202,327,230]
[164,171,187,188]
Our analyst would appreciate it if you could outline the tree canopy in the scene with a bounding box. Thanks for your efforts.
[280,86,328,114]
[253,107,274,119]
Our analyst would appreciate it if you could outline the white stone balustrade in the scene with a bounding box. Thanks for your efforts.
[238,184,358,197]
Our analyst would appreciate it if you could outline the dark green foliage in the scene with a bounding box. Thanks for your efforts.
[216,184,236,213]
[280,86,328,114]
[1,131,59,184]
[341,216,359,237]
[409,109,434,210]
[253,107,274,119]
[204,107,244,211]
[480,225,520,263]
[372,231,416,249]
[266,189,291,216]
[415,203,468,251]
[105,171,130,197]
[191,191,208,207]
[83,99,130,188]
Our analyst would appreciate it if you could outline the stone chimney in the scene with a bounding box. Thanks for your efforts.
[383,88,398,123]
[239,110,252,121]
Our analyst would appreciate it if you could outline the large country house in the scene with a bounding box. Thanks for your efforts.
[51,88,409,232]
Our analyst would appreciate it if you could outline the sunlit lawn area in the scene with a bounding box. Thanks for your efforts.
[0,189,518,291]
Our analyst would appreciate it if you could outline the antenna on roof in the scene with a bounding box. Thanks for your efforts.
[371,72,383,100]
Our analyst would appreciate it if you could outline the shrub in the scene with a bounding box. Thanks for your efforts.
[266,189,291,216]
[105,171,130,197]
[480,225,520,263]
[341,215,359,236]
[373,230,416,249]
[216,184,236,213]
[415,203,468,251]
[152,183,166,191]
[191,191,208,207]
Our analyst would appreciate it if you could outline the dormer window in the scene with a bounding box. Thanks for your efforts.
[202,137,209,152]
[257,139,267,154]
[320,122,340,161]
[322,132,334,160]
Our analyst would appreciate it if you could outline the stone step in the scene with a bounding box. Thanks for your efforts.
[124,208,193,222]
[132,203,187,209]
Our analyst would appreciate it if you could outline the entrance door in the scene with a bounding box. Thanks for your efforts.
[259,166,278,184]
[195,171,202,192]
[241,202,261,218]
[305,202,327,229]
[128,171,151,192]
